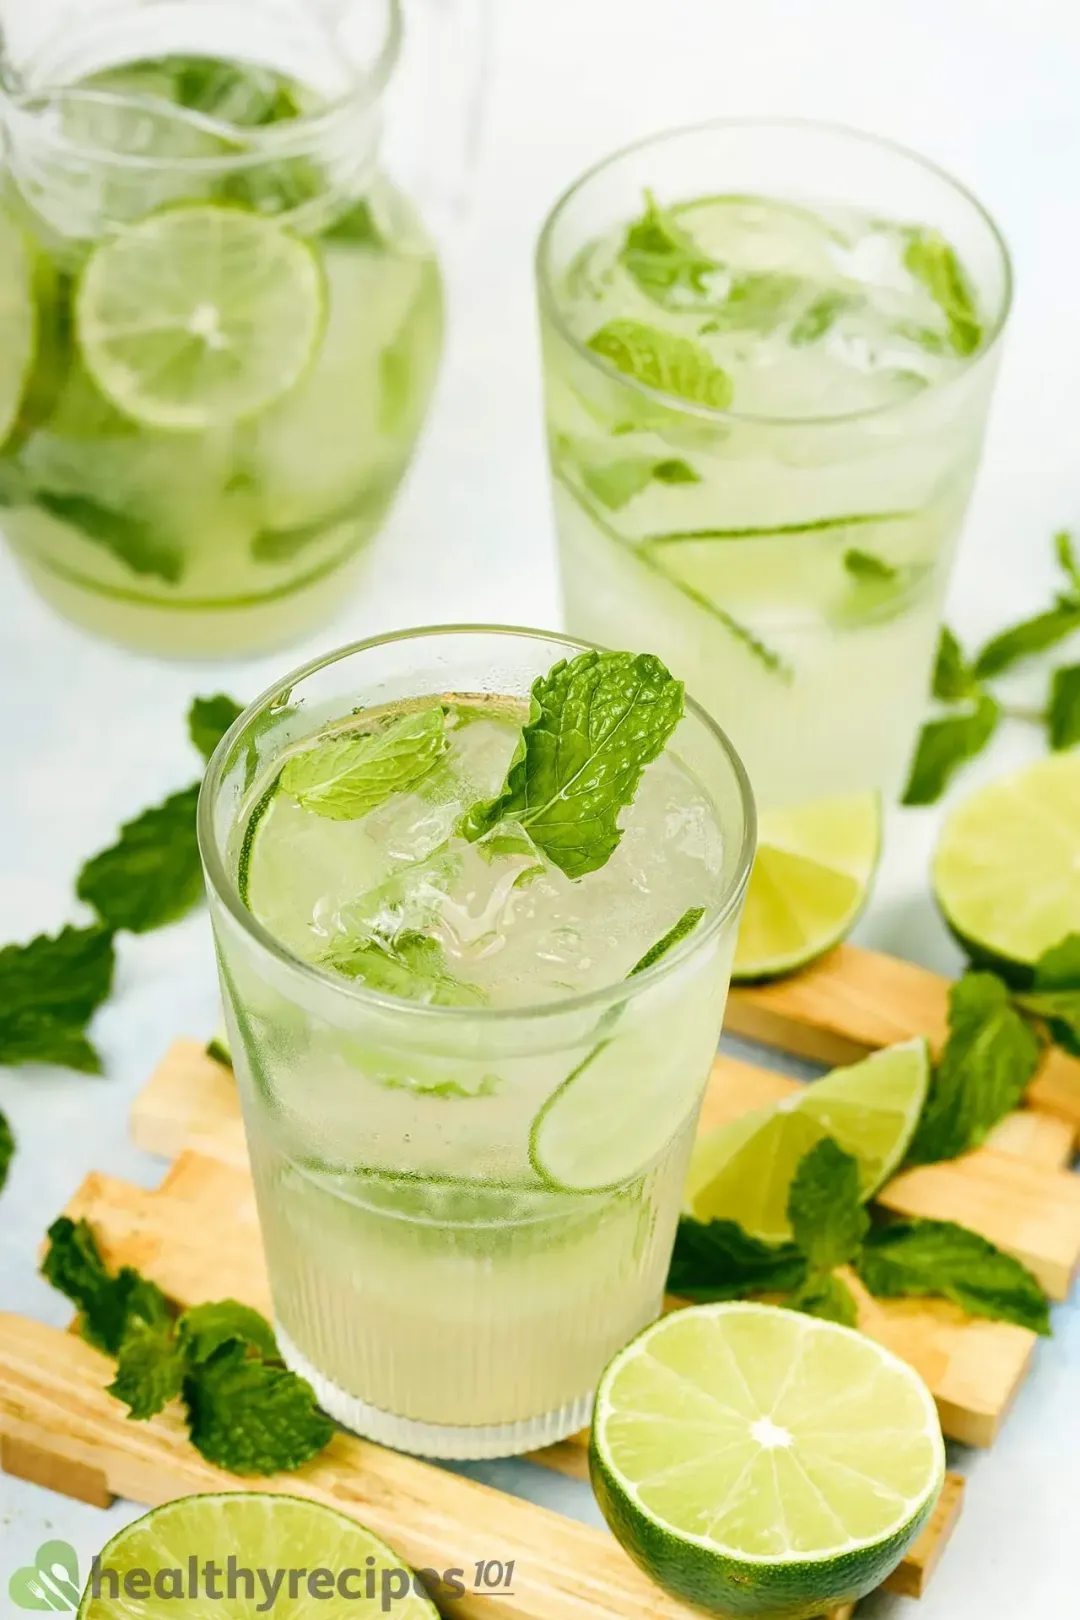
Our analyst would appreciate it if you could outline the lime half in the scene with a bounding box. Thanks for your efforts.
[590,1302,944,1619]
[76,204,324,429]
[78,1493,438,1619]
[932,751,1080,975]
[733,795,881,981]
[0,210,36,445]
[685,1039,929,1241]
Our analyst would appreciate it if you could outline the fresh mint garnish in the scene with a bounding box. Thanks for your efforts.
[844,548,897,581]
[587,320,733,410]
[36,490,184,582]
[42,1216,171,1356]
[178,1299,280,1365]
[974,602,1080,679]
[902,227,982,357]
[785,1270,859,1328]
[1048,664,1080,750]
[184,1339,333,1475]
[787,1138,869,1274]
[901,694,1001,806]
[321,930,486,1007]
[668,1217,807,1302]
[629,906,705,975]
[620,192,720,309]
[933,625,979,701]
[77,784,204,933]
[854,1217,1049,1335]
[905,973,1041,1165]
[460,649,684,879]
[1014,933,1080,1053]
[281,706,447,821]
[188,693,243,763]
[109,1318,187,1420]
[0,925,115,1073]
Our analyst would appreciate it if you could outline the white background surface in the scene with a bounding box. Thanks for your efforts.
[1,0,1079,1612]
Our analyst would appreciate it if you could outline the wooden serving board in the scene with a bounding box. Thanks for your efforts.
[2,941,1077,1615]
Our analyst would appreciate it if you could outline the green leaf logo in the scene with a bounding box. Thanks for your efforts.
[9,1540,81,1610]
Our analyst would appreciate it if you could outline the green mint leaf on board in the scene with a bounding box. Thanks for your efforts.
[620,192,720,308]
[667,1216,807,1302]
[1048,664,1080,751]
[1055,530,1080,595]
[973,603,1080,678]
[42,1216,171,1356]
[790,290,853,347]
[587,320,734,410]
[0,924,115,1074]
[189,694,244,763]
[1014,933,1080,1053]
[785,1271,860,1329]
[629,906,706,976]
[901,694,1000,806]
[932,625,979,702]
[77,783,203,934]
[0,1111,13,1195]
[184,1341,333,1475]
[787,1139,869,1273]
[905,973,1041,1165]
[178,1299,280,1365]
[35,490,184,583]
[855,1217,1049,1335]
[108,1317,186,1421]
[280,707,446,821]
[461,650,685,879]
[902,228,982,357]
[321,930,486,1007]
[844,548,897,582]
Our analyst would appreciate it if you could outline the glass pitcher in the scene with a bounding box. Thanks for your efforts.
[0,0,488,656]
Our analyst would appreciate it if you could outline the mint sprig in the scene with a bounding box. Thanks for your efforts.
[280,706,447,821]
[902,228,982,357]
[901,693,1001,807]
[321,930,486,1007]
[0,925,115,1074]
[788,1138,869,1274]
[77,785,203,934]
[189,694,244,762]
[854,1218,1049,1335]
[587,319,733,410]
[461,650,684,879]
[619,192,721,310]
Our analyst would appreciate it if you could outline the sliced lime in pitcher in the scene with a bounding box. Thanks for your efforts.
[0,210,37,446]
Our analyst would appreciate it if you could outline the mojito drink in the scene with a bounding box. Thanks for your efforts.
[200,628,754,1457]
[538,123,1010,808]
[0,39,442,654]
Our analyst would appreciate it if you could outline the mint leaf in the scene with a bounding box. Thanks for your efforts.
[1048,664,1080,751]
[790,291,852,347]
[189,694,243,763]
[461,650,685,879]
[906,973,1041,1165]
[785,1271,859,1328]
[932,625,978,702]
[1056,530,1080,595]
[108,1318,186,1420]
[0,1111,13,1195]
[844,548,896,581]
[184,1341,333,1474]
[629,906,705,976]
[281,707,446,821]
[901,694,1000,806]
[902,228,982,357]
[321,930,486,1007]
[178,1299,279,1365]
[577,449,700,511]
[787,1139,869,1272]
[855,1218,1049,1334]
[974,603,1080,678]
[667,1217,807,1301]
[620,192,720,308]
[36,490,183,583]
[1014,933,1080,1051]
[1033,933,1080,987]
[77,783,203,934]
[587,320,733,410]
[712,272,802,334]
[654,458,700,485]
[41,1216,171,1356]
[0,924,115,1073]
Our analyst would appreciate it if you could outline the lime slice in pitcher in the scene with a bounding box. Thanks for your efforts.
[76,204,325,429]
[0,210,37,446]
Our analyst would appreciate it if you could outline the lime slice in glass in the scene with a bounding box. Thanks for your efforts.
[78,1492,439,1619]
[932,751,1080,974]
[0,210,37,446]
[685,1038,929,1241]
[590,1302,944,1620]
[733,794,881,981]
[76,204,325,430]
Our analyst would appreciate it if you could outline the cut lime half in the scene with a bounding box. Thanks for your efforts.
[590,1302,944,1619]
[0,210,37,446]
[76,204,325,430]
[685,1039,929,1242]
[78,1492,439,1619]
[932,751,1080,975]
[733,794,881,981]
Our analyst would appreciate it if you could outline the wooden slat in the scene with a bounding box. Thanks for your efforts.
[883,1473,964,1599]
[727,944,1080,1139]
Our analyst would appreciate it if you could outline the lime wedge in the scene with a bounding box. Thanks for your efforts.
[78,1492,439,1619]
[733,794,881,981]
[685,1039,929,1241]
[932,751,1080,974]
[0,210,37,446]
[590,1302,944,1619]
[76,204,325,429]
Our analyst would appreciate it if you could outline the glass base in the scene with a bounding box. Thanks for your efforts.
[276,1325,594,1460]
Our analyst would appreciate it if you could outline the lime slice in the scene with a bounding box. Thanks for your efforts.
[78,1492,439,1619]
[76,204,325,430]
[932,751,1080,974]
[590,1302,944,1620]
[733,794,881,981]
[685,1039,929,1241]
[0,210,37,446]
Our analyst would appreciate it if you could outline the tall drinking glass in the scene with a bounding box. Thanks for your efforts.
[199,626,755,1458]
[0,0,486,655]
[537,121,1012,809]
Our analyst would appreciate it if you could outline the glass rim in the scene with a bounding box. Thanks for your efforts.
[0,0,403,174]
[198,622,757,1025]
[535,115,1014,430]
